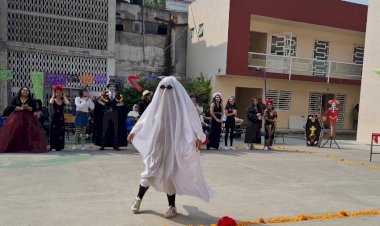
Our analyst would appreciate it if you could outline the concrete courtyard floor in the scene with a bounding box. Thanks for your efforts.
[0,135,380,226]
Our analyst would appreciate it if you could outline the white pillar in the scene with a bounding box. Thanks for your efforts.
[107,0,116,77]
[357,0,380,143]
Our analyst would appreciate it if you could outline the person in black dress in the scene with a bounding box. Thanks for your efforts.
[207,92,224,150]
[224,96,237,149]
[244,97,262,150]
[49,85,70,151]
[92,80,127,150]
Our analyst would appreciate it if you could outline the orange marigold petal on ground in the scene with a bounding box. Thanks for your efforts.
[237,221,259,226]
[297,214,308,221]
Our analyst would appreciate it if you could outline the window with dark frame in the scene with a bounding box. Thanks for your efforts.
[271,35,297,56]
[198,23,204,37]
[145,22,157,34]
[266,90,292,111]
[190,27,194,38]
[353,45,364,64]
[157,24,168,35]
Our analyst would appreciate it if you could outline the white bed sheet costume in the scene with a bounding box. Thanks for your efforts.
[130,76,214,202]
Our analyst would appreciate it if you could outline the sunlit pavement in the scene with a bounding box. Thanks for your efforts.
[0,135,379,226]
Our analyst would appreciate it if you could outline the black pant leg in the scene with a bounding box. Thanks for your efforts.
[225,126,230,146]
[167,194,176,207]
[111,112,119,146]
[230,126,235,146]
[101,113,111,146]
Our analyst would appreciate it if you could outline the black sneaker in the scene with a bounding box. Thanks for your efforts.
[99,146,105,151]
[114,146,120,151]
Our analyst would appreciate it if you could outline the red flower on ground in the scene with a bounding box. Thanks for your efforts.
[218,216,237,226]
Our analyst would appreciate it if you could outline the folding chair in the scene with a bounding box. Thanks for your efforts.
[64,114,76,140]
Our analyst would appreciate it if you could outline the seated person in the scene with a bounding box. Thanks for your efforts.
[127,104,140,132]
[201,107,212,135]
[34,99,50,137]
[128,104,140,123]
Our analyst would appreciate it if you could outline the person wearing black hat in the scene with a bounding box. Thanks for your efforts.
[92,79,128,150]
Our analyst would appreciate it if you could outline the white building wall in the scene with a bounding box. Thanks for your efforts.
[357,0,380,143]
[186,0,230,81]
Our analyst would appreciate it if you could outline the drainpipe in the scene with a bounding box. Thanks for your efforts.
[142,0,145,64]
[289,56,292,80]
[264,69,267,99]
[327,62,331,83]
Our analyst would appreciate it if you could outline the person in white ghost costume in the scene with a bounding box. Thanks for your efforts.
[128,76,213,218]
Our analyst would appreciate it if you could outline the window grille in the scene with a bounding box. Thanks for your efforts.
[335,94,346,129]
[7,13,108,50]
[266,90,292,111]
[313,40,329,76]
[271,36,297,56]
[353,46,364,64]
[8,50,107,99]
[8,0,108,21]
[308,92,322,115]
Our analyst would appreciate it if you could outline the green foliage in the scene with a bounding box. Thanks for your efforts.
[144,0,166,9]
[119,78,160,111]
[118,75,212,112]
[183,75,212,110]
[159,0,166,8]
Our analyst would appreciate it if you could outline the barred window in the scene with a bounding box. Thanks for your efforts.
[271,36,297,56]
[266,90,292,111]
[353,46,364,64]
[7,0,109,50]
[8,50,107,96]
[308,92,322,115]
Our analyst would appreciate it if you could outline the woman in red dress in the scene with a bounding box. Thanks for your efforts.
[323,99,340,138]
[0,87,48,153]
